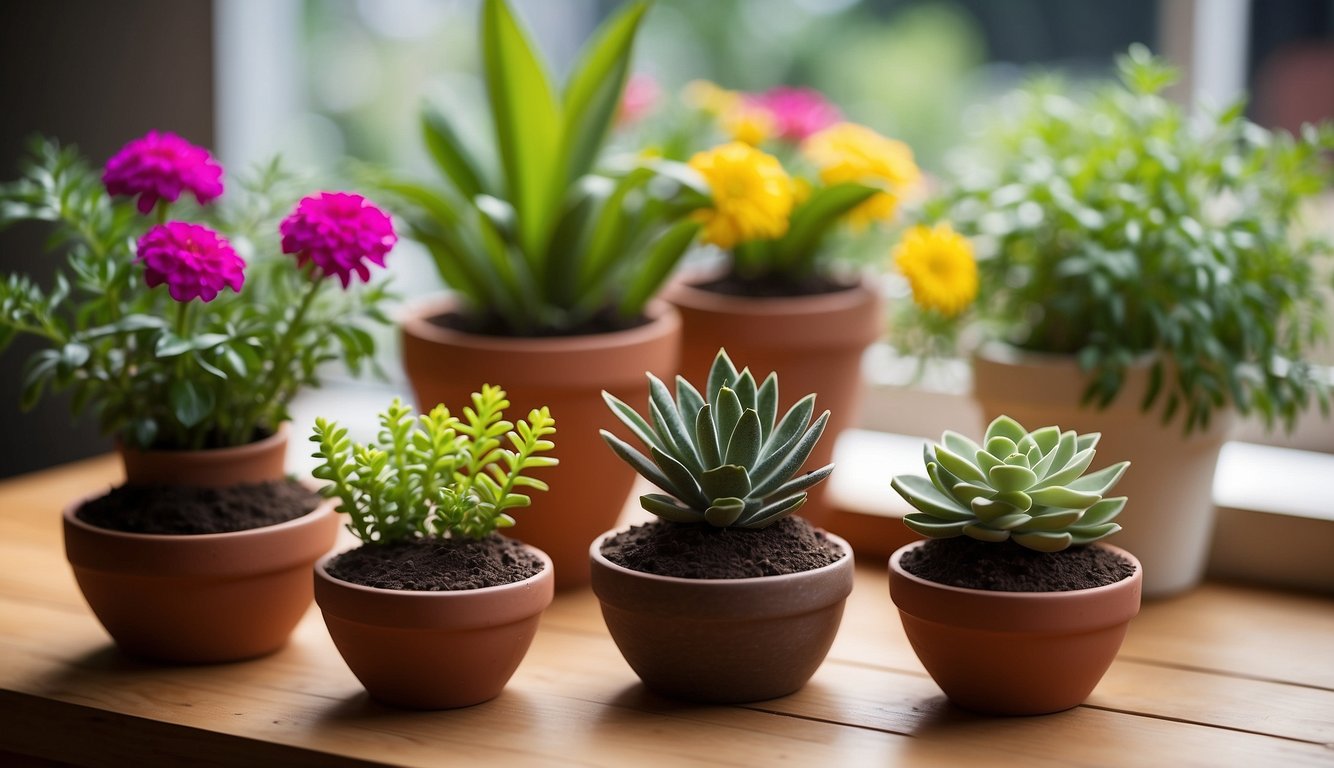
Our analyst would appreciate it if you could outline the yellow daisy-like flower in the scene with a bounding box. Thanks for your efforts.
[893,223,978,317]
[683,80,741,116]
[722,103,775,146]
[803,122,922,228]
[688,142,796,250]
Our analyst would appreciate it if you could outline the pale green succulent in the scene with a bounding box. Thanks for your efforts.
[601,349,832,529]
[891,415,1130,552]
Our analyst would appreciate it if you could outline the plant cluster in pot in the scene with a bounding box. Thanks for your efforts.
[893,46,1334,597]
[310,389,557,709]
[0,133,397,662]
[888,415,1142,716]
[591,350,853,704]
[379,0,711,589]
[642,84,922,528]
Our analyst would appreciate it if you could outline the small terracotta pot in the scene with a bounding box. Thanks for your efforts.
[589,528,854,703]
[314,544,554,709]
[118,423,291,488]
[400,298,680,589]
[889,540,1142,716]
[63,497,339,663]
[664,277,883,529]
[972,344,1232,597]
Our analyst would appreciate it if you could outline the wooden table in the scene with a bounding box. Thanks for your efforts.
[2,456,1332,767]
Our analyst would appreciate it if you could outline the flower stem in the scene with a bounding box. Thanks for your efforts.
[235,269,323,444]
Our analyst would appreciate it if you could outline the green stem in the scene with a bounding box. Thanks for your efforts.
[235,270,323,443]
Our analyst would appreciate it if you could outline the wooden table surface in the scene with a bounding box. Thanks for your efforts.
[1,456,1332,767]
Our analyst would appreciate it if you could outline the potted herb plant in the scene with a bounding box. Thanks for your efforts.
[889,415,1142,715]
[381,0,709,588]
[0,133,396,662]
[310,389,557,709]
[895,46,1333,596]
[590,349,853,703]
[662,87,921,526]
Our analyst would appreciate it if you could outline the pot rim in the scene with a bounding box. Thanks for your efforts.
[590,526,853,587]
[63,490,336,543]
[973,341,1159,371]
[399,295,680,353]
[315,541,553,599]
[666,270,880,317]
[116,421,291,460]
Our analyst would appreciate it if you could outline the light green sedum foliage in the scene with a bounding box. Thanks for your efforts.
[311,386,557,544]
[891,415,1129,552]
[602,349,832,529]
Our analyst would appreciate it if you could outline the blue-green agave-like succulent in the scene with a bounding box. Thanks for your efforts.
[891,415,1130,552]
[601,349,833,529]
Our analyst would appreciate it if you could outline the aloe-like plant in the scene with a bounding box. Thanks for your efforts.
[891,415,1130,552]
[601,349,833,529]
[377,0,710,335]
[311,387,557,543]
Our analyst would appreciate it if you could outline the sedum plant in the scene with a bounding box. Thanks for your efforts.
[602,349,832,529]
[376,0,709,335]
[892,415,1129,552]
[311,387,557,543]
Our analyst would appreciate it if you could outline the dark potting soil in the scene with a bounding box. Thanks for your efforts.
[326,535,544,591]
[75,480,320,535]
[429,308,649,338]
[600,516,844,579]
[901,537,1135,592]
[693,272,855,298]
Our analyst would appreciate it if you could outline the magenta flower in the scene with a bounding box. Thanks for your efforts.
[748,87,841,143]
[136,222,245,303]
[617,73,662,127]
[280,192,396,288]
[103,131,225,215]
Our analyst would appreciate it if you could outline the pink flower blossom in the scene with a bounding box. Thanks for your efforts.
[280,192,396,288]
[136,222,245,303]
[617,73,662,127]
[103,131,225,215]
[748,87,841,143]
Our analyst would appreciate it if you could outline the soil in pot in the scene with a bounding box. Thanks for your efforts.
[600,516,843,578]
[75,480,320,535]
[693,272,854,298]
[901,538,1136,592]
[325,535,545,591]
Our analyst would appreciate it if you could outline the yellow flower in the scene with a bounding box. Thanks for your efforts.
[683,80,741,116]
[803,122,922,228]
[893,223,977,317]
[688,142,795,250]
[722,103,775,146]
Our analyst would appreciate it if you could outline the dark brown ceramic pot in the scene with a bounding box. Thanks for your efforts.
[400,298,680,589]
[664,277,883,529]
[118,422,291,487]
[63,497,339,663]
[889,540,1143,715]
[314,544,554,709]
[589,528,854,703]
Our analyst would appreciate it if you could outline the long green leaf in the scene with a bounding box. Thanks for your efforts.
[421,108,488,200]
[617,219,701,318]
[775,182,879,272]
[559,1,648,184]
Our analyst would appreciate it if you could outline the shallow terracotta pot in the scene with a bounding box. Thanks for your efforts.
[971,344,1232,597]
[400,298,679,589]
[589,527,854,703]
[889,540,1142,716]
[664,277,883,529]
[118,422,290,487]
[63,497,338,663]
[314,544,554,709]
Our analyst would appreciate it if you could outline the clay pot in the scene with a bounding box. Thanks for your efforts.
[118,423,290,487]
[889,540,1142,715]
[63,497,339,663]
[971,344,1232,597]
[664,277,883,529]
[589,528,854,703]
[314,544,554,709]
[400,298,680,589]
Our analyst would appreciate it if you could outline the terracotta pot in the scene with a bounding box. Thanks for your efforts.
[118,422,290,487]
[63,497,338,663]
[889,540,1142,715]
[314,544,554,709]
[664,277,883,529]
[589,527,854,703]
[971,344,1232,598]
[400,298,680,589]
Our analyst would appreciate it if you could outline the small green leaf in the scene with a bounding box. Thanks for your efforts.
[170,379,213,428]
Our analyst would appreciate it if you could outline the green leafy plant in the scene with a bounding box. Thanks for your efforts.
[0,138,392,450]
[311,387,557,543]
[375,0,710,335]
[602,349,832,528]
[898,45,1333,433]
[891,415,1129,552]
